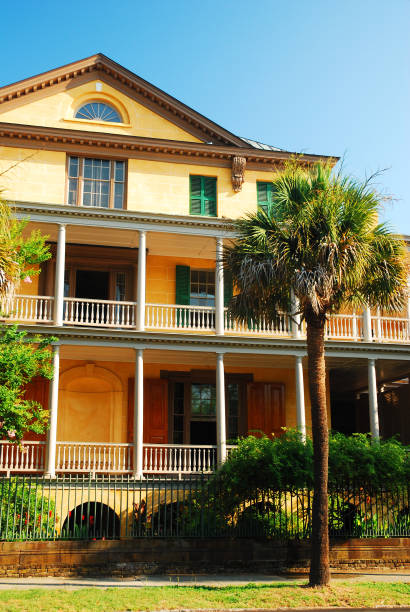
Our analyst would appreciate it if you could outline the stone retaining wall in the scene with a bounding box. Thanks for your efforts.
[0,538,408,577]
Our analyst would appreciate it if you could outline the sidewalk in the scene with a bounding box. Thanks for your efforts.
[0,570,408,590]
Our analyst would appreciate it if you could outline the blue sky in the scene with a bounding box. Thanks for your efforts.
[1,0,409,232]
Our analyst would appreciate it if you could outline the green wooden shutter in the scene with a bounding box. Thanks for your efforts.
[175,265,190,327]
[203,177,217,216]
[175,265,190,304]
[224,270,233,307]
[190,176,217,216]
[190,176,202,215]
[257,182,273,213]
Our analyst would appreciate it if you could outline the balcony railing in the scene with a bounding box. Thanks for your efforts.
[143,444,217,474]
[64,297,136,328]
[2,295,410,343]
[56,442,133,473]
[145,303,215,331]
[0,441,233,476]
[0,441,46,475]
[0,295,54,324]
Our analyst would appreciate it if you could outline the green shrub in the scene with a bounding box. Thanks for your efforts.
[186,431,409,538]
[0,478,57,540]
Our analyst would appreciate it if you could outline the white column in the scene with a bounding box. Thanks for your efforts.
[216,352,227,466]
[44,344,60,478]
[368,358,380,440]
[295,355,306,441]
[362,306,373,342]
[133,348,144,478]
[291,290,301,339]
[53,224,66,326]
[136,231,147,331]
[215,238,224,335]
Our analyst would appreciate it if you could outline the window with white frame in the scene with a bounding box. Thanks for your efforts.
[190,269,215,307]
[75,101,122,123]
[67,156,126,209]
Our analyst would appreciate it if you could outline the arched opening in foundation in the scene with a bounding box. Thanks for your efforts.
[62,502,121,539]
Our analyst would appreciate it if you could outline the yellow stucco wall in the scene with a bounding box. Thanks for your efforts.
[127,160,270,218]
[146,255,215,304]
[0,147,66,204]
[0,80,203,142]
[0,145,273,218]
[0,84,276,218]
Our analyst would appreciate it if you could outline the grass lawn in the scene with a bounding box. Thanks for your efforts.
[0,582,408,611]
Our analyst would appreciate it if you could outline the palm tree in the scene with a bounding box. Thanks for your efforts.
[223,160,407,586]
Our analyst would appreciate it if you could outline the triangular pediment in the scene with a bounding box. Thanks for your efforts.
[0,54,247,147]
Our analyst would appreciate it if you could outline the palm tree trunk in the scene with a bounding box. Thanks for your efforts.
[306,310,330,587]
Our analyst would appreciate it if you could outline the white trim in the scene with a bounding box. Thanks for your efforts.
[13,202,236,238]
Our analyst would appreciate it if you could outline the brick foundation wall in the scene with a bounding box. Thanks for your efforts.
[0,538,408,577]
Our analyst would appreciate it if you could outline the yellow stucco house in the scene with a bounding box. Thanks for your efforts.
[0,54,409,478]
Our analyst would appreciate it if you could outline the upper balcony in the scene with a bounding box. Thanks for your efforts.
[4,202,409,347]
[2,293,409,344]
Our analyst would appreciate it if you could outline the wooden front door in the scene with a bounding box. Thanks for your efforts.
[127,379,168,443]
[247,382,285,438]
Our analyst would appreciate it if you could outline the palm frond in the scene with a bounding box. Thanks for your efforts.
[224,161,407,324]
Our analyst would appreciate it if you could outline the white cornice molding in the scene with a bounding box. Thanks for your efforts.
[12,201,237,237]
[17,324,410,360]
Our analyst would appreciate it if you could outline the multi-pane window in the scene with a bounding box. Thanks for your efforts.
[67,156,126,209]
[257,181,273,213]
[190,270,215,307]
[75,102,122,123]
[115,272,127,301]
[190,175,217,216]
[191,384,216,417]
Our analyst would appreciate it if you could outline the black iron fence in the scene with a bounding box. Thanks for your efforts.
[0,474,409,541]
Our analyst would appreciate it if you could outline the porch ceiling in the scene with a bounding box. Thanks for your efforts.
[24,222,218,258]
[59,345,410,385]
[59,345,301,369]
[330,358,410,392]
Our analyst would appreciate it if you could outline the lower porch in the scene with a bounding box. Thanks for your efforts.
[1,347,302,477]
[1,345,408,477]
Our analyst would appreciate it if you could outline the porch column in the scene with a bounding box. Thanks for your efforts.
[216,352,227,466]
[53,224,66,326]
[291,290,301,339]
[215,238,224,335]
[362,306,373,342]
[295,355,306,441]
[133,348,144,478]
[368,358,380,440]
[136,230,147,331]
[44,344,60,478]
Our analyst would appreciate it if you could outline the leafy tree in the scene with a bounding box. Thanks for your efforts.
[224,161,407,585]
[0,199,50,299]
[0,325,56,442]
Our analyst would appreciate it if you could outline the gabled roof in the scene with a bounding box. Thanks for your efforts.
[0,53,250,148]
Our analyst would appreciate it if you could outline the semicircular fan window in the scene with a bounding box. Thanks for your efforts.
[75,102,122,123]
